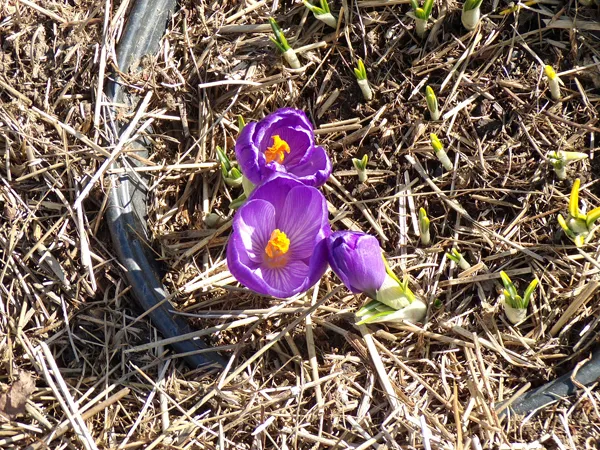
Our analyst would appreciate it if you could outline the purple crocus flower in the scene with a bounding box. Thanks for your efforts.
[326,231,386,297]
[227,174,331,298]
[235,108,332,187]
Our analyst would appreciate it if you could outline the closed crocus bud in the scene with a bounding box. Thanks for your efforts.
[326,231,386,297]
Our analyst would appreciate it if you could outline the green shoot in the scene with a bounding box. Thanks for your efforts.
[352,154,369,183]
[547,150,587,180]
[216,147,242,187]
[353,60,373,101]
[500,271,538,324]
[557,178,600,247]
[303,0,337,27]
[544,65,561,100]
[419,207,431,246]
[409,0,435,37]
[462,0,483,29]
[446,248,471,271]
[425,86,440,121]
[430,133,453,171]
[269,18,301,69]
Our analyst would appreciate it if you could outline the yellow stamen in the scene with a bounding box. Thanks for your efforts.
[264,229,290,267]
[265,135,291,164]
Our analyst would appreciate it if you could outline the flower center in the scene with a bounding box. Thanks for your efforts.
[265,135,290,164]
[264,229,290,267]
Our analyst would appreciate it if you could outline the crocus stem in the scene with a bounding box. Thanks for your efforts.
[283,48,301,69]
[357,79,373,101]
[505,304,527,325]
[430,109,440,121]
[461,7,480,30]
[357,168,367,183]
[555,164,567,180]
[415,18,427,37]
[458,256,470,271]
[420,228,431,246]
[548,77,561,101]
[436,149,454,171]
[315,12,337,27]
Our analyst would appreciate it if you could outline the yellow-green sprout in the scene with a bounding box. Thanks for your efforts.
[462,0,483,30]
[269,18,301,69]
[237,115,246,133]
[500,271,538,324]
[557,178,600,247]
[425,86,440,121]
[353,60,373,101]
[447,248,471,271]
[216,147,242,188]
[352,154,369,183]
[544,65,561,101]
[409,0,435,37]
[419,207,431,246]
[430,133,453,171]
[547,150,588,180]
[303,0,337,28]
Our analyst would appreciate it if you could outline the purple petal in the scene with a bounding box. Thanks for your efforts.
[288,145,332,187]
[227,232,273,296]
[236,199,276,263]
[306,238,330,289]
[248,173,301,213]
[277,185,329,259]
[326,231,386,295]
[235,121,263,185]
[260,260,310,297]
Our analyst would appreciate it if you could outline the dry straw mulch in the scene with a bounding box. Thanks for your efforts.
[2,0,600,448]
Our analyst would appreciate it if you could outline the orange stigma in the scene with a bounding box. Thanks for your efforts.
[265,135,290,164]
[264,229,290,267]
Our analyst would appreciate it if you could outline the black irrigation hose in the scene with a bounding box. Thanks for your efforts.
[105,0,225,369]
[504,348,600,416]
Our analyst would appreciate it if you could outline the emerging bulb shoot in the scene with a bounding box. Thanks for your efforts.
[430,133,453,171]
[353,60,373,101]
[544,65,561,101]
[269,18,302,69]
[352,154,369,183]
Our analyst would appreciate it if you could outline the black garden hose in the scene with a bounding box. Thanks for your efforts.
[105,0,225,369]
[504,348,600,416]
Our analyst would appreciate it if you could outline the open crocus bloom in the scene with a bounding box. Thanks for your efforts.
[227,174,331,298]
[235,108,332,187]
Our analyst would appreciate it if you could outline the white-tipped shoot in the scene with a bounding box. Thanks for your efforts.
[430,133,453,171]
[557,178,600,247]
[500,271,538,325]
[303,0,337,28]
[547,150,588,180]
[352,154,369,183]
[418,207,431,246]
[353,60,373,101]
[425,85,440,121]
[461,0,483,30]
[409,0,435,37]
[269,18,301,69]
[544,65,561,101]
[446,248,471,271]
